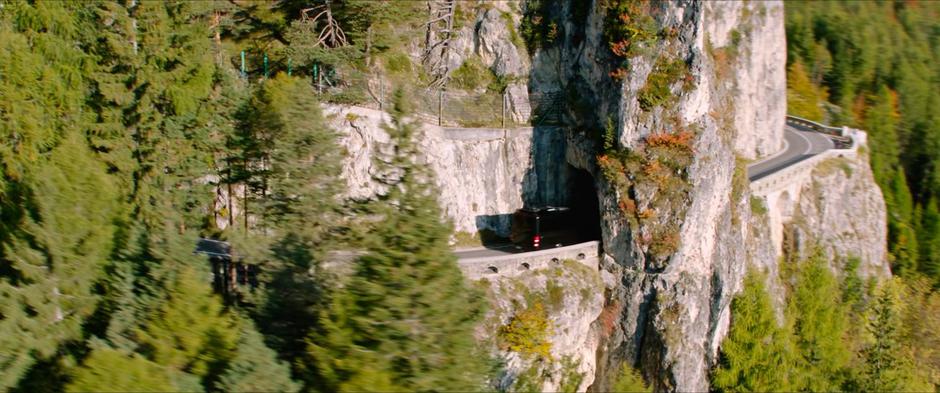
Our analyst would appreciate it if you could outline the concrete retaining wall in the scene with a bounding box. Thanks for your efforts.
[456,241,601,280]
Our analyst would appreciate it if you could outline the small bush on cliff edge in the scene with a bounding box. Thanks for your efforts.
[611,364,652,393]
[498,302,553,360]
[604,0,659,79]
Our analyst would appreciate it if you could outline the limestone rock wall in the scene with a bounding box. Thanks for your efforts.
[790,153,891,277]
[325,104,569,237]
[527,1,783,390]
[709,1,787,159]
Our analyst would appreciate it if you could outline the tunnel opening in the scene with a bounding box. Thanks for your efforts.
[568,165,602,242]
[505,165,602,251]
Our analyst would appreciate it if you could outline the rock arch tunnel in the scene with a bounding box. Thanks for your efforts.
[567,165,602,242]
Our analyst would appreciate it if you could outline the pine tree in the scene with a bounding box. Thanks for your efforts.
[788,253,851,390]
[305,90,490,392]
[0,2,121,388]
[787,60,827,122]
[216,320,300,392]
[226,74,343,370]
[66,347,181,393]
[133,266,238,384]
[863,86,901,186]
[856,279,928,391]
[712,270,795,392]
[898,277,940,389]
[918,199,940,283]
[888,168,920,275]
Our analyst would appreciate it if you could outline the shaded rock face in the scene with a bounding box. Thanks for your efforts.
[325,105,570,237]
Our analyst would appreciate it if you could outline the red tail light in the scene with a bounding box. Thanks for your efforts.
[533,235,541,248]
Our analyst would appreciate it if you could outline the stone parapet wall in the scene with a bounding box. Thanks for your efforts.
[457,241,601,280]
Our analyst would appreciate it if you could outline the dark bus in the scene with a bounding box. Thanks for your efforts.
[510,206,572,250]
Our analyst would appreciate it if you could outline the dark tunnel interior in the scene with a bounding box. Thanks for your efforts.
[567,165,602,242]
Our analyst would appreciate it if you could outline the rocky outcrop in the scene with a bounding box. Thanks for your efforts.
[790,153,890,277]
[478,259,605,392]
[325,104,569,237]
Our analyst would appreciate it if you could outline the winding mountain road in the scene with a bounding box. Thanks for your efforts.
[746,122,835,182]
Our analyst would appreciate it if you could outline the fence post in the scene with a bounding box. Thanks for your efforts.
[501,91,507,128]
[240,51,246,79]
[315,64,322,94]
[438,89,444,126]
[263,53,268,80]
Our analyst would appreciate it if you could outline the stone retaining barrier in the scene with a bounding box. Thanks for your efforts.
[456,241,601,280]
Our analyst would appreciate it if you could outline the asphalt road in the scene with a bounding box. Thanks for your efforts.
[454,230,586,259]
[746,122,834,182]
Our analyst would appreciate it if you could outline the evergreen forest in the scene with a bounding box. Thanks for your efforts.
[0,1,484,391]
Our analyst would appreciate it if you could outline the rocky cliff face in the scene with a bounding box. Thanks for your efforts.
[477,260,606,392]
[526,1,784,390]
[327,0,891,391]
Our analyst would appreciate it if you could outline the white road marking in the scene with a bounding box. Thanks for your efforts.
[794,129,813,155]
[746,129,791,170]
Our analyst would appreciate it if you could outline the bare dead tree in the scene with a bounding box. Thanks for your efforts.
[423,0,456,88]
[301,1,348,48]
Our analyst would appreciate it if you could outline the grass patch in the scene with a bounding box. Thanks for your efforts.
[559,356,584,393]
[501,11,525,50]
[450,57,495,91]
[815,157,853,177]
[546,279,565,310]
[750,196,768,216]
[513,365,547,392]
[637,56,692,111]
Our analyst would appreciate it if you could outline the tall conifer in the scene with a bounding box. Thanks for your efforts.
[712,270,795,392]
[306,90,490,392]
[0,3,120,388]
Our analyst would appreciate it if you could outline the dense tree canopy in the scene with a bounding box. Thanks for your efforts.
[786,0,940,284]
[1,1,487,391]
